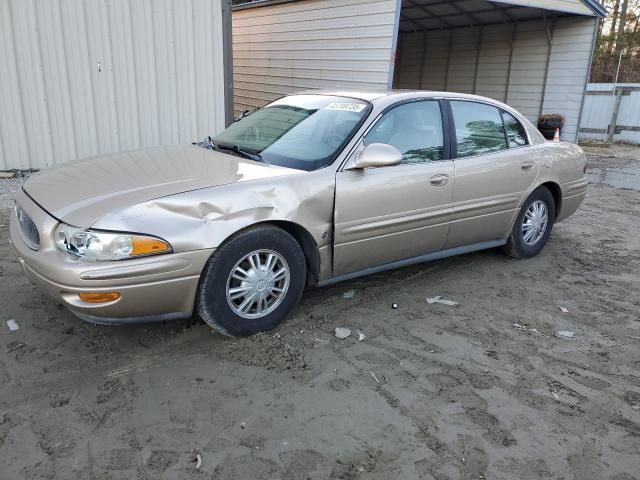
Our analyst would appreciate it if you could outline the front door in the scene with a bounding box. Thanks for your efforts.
[444,100,541,248]
[333,100,455,276]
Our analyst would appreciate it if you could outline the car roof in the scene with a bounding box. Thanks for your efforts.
[294,89,505,105]
[290,89,543,144]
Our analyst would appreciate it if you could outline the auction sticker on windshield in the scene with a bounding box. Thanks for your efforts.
[326,103,367,112]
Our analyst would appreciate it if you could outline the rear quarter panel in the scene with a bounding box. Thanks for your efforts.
[530,141,587,222]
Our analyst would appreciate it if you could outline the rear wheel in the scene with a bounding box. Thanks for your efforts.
[197,225,306,337]
[503,186,556,259]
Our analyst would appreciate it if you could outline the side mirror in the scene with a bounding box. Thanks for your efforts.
[349,143,403,169]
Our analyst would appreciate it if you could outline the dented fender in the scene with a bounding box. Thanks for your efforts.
[92,169,337,278]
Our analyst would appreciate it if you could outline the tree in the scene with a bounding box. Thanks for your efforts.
[591,0,640,82]
[613,0,630,63]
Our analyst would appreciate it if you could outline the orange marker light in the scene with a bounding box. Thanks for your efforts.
[131,237,171,256]
[79,292,121,303]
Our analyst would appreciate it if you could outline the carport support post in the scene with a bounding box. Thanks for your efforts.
[607,87,624,143]
[418,31,428,89]
[472,25,484,94]
[504,22,517,103]
[539,17,556,119]
[222,0,234,127]
[388,0,402,89]
[444,30,453,91]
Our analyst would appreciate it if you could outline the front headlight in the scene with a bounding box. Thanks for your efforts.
[54,223,171,261]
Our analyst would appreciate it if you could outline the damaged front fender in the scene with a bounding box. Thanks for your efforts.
[92,169,337,281]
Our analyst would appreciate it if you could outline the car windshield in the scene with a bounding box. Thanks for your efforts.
[213,95,371,171]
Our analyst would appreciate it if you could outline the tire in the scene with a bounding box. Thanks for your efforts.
[197,225,306,337]
[502,186,556,259]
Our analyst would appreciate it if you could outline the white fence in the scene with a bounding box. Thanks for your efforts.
[579,83,640,144]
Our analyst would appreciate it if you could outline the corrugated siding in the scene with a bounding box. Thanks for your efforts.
[395,16,597,142]
[232,0,398,114]
[541,17,597,141]
[0,0,227,170]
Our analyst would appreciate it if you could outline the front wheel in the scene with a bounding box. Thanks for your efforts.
[197,225,306,337]
[502,186,556,259]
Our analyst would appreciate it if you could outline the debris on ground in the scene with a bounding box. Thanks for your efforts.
[195,453,202,469]
[343,290,355,299]
[513,323,548,336]
[551,391,560,401]
[357,330,366,341]
[556,331,576,339]
[426,296,460,306]
[335,327,352,339]
[0,171,17,179]
[370,371,380,384]
[559,306,570,313]
[6,319,19,331]
[5,341,25,353]
[392,303,398,309]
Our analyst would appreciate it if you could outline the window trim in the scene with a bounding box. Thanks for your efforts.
[500,109,529,150]
[445,98,532,160]
[339,97,451,171]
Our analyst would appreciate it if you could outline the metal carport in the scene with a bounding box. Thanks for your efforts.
[232,0,606,141]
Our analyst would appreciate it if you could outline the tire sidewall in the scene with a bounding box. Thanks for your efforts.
[198,227,306,337]
[510,187,556,258]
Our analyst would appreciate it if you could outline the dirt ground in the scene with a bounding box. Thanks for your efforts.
[1,144,639,480]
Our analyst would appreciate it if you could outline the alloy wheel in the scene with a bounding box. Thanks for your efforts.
[226,249,290,319]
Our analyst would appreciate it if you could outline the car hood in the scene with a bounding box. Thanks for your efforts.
[23,144,302,227]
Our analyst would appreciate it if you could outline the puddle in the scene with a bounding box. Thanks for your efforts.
[587,164,640,191]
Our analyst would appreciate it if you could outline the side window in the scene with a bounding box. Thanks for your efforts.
[364,101,444,164]
[501,111,528,147]
[450,101,508,158]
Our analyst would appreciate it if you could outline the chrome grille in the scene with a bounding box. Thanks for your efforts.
[16,204,40,250]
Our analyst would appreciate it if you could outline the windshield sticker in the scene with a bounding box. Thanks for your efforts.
[326,103,367,112]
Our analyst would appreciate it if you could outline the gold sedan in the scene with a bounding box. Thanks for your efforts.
[9,91,587,336]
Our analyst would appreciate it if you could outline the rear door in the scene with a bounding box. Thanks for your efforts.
[444,100,540,248]
[333,100,455,276]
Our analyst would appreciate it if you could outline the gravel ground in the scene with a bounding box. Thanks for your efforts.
[0,172,31,210]
[0,145,639,479]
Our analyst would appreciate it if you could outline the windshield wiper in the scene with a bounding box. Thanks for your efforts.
[214,142,262,162]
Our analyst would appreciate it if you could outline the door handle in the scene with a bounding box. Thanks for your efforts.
[429,174,449,186]
[521,161,535,171]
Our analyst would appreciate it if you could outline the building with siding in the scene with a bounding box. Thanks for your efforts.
[0,0,233,170]
[232,0,606,142]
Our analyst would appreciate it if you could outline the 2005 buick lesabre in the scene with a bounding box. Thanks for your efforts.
[9,91,587,336]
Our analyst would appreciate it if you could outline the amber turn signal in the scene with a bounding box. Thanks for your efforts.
[131,237,171,256]
[78,292,121,303]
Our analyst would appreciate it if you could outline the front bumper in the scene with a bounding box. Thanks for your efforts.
[9,189,214,324]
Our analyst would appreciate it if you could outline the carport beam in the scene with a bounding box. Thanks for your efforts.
[472,25,484,94]
[388,0,402,88]
[504,22,517,103]
[444,30,453,91]
[538,17,557,119]
[418,31,428,88]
